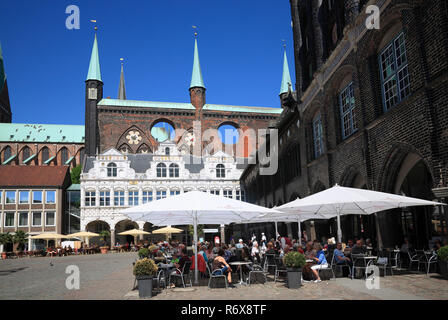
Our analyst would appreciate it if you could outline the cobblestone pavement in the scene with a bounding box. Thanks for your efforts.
[1,253,447,300]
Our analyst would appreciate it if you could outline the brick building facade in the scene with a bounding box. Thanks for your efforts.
[84,33,282,159]
[241,0,448,248]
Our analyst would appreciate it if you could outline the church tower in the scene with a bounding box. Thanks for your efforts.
[189,33,206,115]
[85,28,103,156]
[0,42,12,123]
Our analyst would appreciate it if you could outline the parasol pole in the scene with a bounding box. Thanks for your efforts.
[193,211,199,285]
[297,217,301,243]
[337,205,342,243]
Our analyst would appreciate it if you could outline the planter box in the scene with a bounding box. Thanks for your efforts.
[137,275,154,298]
[286,268,302,289]
[439,261,448,280]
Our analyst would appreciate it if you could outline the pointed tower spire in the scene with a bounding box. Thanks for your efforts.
[86,28,102,82]
[0,41,12,123]
[280,44,292,95]
[190,32,205,89]
[118,58,126,100]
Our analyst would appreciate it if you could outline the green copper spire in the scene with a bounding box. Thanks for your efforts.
[86,32,102,82]
[190,36,205,89]
[280,47,292,95]
[118,59,126,100]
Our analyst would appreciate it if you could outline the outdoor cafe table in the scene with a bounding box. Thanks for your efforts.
[229,261,252,285]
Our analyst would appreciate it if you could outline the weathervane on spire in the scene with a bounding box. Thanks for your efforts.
[282,39,286,49]
[91,20,98,31]
[120,57,124,65]
[192,25,198,37]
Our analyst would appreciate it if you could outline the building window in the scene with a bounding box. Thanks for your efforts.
[165,147,170,155]
[236,190,246,201]
[156,190,167,200]
[114,191,125,206]
[100,191,110,206]
[41,147,50,163]
[313,113,324,159]
[379,32,410,111]
[45,212,55,226]
[32,212,42,226]
[3,146,12,162]
[19,191,29,204]
[60,148,68,164]
[210,189,220,196]
[22,147,30,163]
[45,191,56,204]
[339,82,357,139]
[169,163,179,178]
[32,191,43,204]
[107,163,117,177]
[142,191,153,204]
[129,190,139,206]
[170,190,180,196]
[4,212,15,227]
[6,191,16,204]
[223,190,233,199]
[85,191,96,207]
[157,163,167,178]
[19,212,28,227]
[216,164,226,178]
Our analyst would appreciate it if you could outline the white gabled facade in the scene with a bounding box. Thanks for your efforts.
[80,142,246,244]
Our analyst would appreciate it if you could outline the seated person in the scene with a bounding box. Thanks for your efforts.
[236,239,244,249]
[351,240,367,255]
[212,248,235,288]
[265,242,276,255]
[333,242,353,276]
[311,243,328,283]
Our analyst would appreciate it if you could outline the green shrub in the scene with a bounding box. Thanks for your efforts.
[283,251,306,269]
[138,248,150,259]
[437,246,448,262]
[133,258,158,277]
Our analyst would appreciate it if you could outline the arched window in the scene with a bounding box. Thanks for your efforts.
[3,146,11,163]
[22,146,30,163]
[169,163,179,178]
[157,163,167,178]
[41,147,50,164]
[60,147,68,164]
[339,82,357,139]
[216,164,226,178]
[165,147,170,155]
[107,163,117,177]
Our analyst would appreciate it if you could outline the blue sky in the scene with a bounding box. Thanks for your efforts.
[0,0,294,126]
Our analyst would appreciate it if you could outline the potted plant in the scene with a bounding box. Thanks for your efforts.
[148,244,157,257]
[99,230,111,254]
[133,258,158,298]
[0,233,13,259]
[283,251,306,289]
[437,246,448,279]
[13,230,28,253]
[138,247,150,259]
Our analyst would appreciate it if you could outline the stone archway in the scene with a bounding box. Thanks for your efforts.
[85,220,110,246]
[114,219,139,245]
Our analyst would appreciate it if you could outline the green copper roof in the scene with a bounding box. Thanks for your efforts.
[98,98,196,110]
[280,49,292,95]
[0,123,85,143]
[190,38,205,89]
[3,154,16,165]
[98,98,281,114]
[65,156,75,165]
[86,33,102,82]
[68,184,81,191]
[203,104,283,114]
[0,41,5,92]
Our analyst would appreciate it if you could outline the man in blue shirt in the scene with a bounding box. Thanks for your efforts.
[334,242,353,277]
[311,243,329,283]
